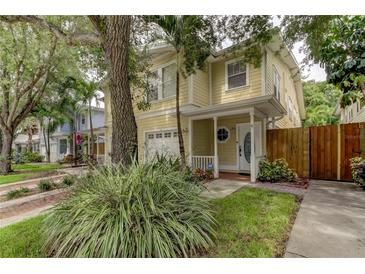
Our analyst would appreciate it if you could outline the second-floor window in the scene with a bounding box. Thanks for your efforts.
[147,62,177,102]
[273,66,280,101]
[226,60,248,90]
[81,115,86,126]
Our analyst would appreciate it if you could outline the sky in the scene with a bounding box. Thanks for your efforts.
[292,42,327,82]
[272,16,327,82]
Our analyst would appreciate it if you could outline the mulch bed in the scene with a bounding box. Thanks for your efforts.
[256,177,310,189]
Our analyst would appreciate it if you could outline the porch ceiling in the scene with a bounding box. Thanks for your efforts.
[183,94,286,119]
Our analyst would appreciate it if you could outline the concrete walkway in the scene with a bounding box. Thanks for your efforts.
[285,180,365,258]
[202,179,249,199]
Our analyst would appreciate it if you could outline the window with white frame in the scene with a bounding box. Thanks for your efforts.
[217,127,230,143]
[226,60,247,90]
[273,66,280,101]
[147,63,177,102]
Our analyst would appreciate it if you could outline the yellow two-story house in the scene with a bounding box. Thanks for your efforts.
[104,35,305,182]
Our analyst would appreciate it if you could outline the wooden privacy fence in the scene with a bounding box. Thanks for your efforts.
[266,123,365,181]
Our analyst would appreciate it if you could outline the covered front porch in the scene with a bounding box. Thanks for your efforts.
[185,95,286,183]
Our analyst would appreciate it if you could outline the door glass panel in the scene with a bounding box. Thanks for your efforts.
[243,132,251,163]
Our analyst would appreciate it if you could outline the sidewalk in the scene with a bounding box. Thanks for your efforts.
[285,180,365,258]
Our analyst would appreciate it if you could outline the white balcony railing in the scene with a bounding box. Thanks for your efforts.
[191,156,215,171]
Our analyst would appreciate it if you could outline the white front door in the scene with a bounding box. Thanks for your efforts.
[238,122,262,173]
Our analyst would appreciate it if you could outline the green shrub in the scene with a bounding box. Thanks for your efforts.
[257,158,297,183]
[43,162,216,258]
[350,157,365,188]
[6,187,30,200]
[38,180,54,192]
[62,175,76,187]
[21,151,44,163]
[152,154,200,184]
[193,168,214,182]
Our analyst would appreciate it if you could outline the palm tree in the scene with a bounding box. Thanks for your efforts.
[76,80,100,161]
[147,16,215,168]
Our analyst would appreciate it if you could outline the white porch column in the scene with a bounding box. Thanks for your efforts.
[66,139,71,155]
[188,118,193,166]
[213,116,219,178]
[250,110,256,183]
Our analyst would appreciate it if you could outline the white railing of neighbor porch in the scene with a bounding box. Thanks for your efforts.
[191,156,215,171]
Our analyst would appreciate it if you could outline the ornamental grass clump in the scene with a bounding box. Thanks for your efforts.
[43,161,216,258]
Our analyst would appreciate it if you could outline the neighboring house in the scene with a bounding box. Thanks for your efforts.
[13,107,106,163]
[103,35,306,182]
[40,106,106,163]
[13,127,41,155]
[334,99,365,124]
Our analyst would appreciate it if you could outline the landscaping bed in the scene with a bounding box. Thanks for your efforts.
[256,177,310,189]
[0,163,65,185]
[0,187,299,258]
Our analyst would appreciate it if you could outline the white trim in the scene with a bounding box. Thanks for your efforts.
[136,104,201,120]
[236,121,262,174]
[219,164,237,172]
[148,60,177,103]
[217,126,230,144]
[213,116,219,179]
[188,74,193,104]
[208,62,212,105]
[261,49,267,95]
[191,107,252,121]
[185,94,286,119]
[188,118,192,166]
[250,110,256,183]
[224,58,250,92]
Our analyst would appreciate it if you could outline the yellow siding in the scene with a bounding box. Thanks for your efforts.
[136,115,189,163]
[211,58,262,105]
[192,69,209,106]
[266,49,302,128]
[192,119,213,155]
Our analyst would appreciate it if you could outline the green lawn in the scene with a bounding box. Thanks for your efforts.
[0,163,63,185]
[0,215,46,258]
[0,188,299,258]
[206,188,299,257]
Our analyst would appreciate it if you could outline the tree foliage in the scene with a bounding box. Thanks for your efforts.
[281,15,365,107]
[303,81,341,127]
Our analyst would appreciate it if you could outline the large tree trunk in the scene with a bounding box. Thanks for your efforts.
[0,129,13,174]
[104,16,137,165]
[175,71,186,168]
[88,100,95,158]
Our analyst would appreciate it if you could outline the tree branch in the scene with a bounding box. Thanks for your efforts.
[0,16,101,46]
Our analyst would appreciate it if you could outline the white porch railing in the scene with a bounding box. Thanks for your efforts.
[191,156,215,171]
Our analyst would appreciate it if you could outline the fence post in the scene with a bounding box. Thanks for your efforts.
[337,124,341,181]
